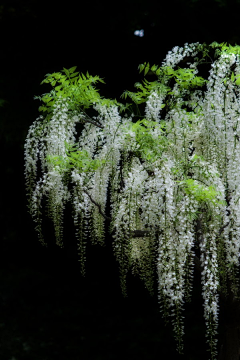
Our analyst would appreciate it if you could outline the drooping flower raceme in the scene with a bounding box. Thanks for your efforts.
[25,43,240,360]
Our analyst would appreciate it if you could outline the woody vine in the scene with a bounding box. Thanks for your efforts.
[24,41,240,360]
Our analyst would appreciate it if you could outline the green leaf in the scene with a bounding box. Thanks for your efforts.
[53,73,62,80]
[58,76,67,83]
[55,85,62,92]
[98,77,105,84]
[144,63,150,76]
[39,106,48,112]
[56,90,64,97]
[163,66,175,76]
[231,72,235,82]
[236,74,240,86]
[151,64,158,72]
[120,91,128,99]
[138,63,145,73]
[61,79,70,86]
[210,41,220,48]
[134,82,144,90]
[41,95,52,103]
[70,72,79,78]
[68,66,77,73]
[63,67,70,76]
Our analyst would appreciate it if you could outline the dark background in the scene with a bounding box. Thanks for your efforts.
[0,0,239,359]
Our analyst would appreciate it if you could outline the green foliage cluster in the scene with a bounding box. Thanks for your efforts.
[123,118,168,162]
[46,141,106,174]
[179,178,224,205]
[34,66,129,122]
[121,62,207,108]
[125,42,240,105]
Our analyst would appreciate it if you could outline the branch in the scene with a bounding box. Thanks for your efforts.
[81,117,104,129]
[80,111,104,128]
[83,189,111,221]
[131,229,151,237]
[83,190,151,238]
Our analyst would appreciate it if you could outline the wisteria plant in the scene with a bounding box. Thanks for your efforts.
[24,41,240,360]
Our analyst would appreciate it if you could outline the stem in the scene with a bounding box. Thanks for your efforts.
[83,189,111,221]
[83,189,150,238]
[80,110,104,128]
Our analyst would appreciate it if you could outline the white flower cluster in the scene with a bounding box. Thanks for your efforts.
[24,96,80,246]
[161,42,201,68]
[199,50,240,286]
[145,91,165,123]
[199,229,219,355]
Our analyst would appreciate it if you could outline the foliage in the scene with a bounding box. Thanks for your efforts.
[25,41,240,360]
[46,141,106,174]
[34,66,130,122]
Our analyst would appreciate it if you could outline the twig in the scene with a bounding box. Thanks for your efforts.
[83,190,152,238]
[79,111,104,129]
[83,189,111,221]
[131,230,151,237]
[81,116,104,129]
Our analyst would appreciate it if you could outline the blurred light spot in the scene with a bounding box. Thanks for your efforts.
[134,29,144,37]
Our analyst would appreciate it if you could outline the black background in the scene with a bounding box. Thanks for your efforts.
[0,0,240,359]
